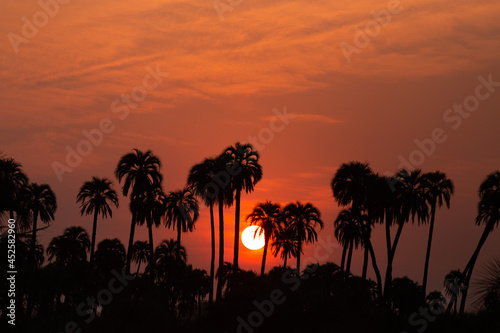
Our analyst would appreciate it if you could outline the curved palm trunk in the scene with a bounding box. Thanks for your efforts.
[89,210,98,265]
[457,220,494,315]
[367,238,383,300]
[136,260,142,276]
[209,202,215,305]
[345,239,354,278]
[340,245,347,271]
[216,195,224,302]
[233,189,241,270]
[283,255,288,268]
[384,215,404,304]
[260,235,270,276]
[147,218,155,285]
[362,246,368,281]
[126,212,137,275]
[422,201,436,300]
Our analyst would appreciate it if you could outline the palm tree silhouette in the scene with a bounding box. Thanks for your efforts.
[115,149,162,274]
[131,240,150,276]
[23,183,57,267]
[214,153,233,302]
[94,238,126,277]
[223,142,262,270]
[76,177,118,265]
[0,156,29,226]
[421,171,454,299]
[444,269,462,315]
[458,171,500,315]
[384,169,428,303]
[471,257,500,313]
[334,208,364,277]
[47,226,90,265]
[282,201,323,273]
[165,188,199,260]
[134,185,166,282]
[187,157,218,304]
[271,223,300,268]
[246,201,281,276]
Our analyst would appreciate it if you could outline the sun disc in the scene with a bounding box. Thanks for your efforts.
[242,226,265,250]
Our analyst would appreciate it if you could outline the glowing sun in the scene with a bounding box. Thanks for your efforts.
[241,226,265,250]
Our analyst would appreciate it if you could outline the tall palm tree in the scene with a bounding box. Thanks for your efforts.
[0,156,29,226]
[331,162,382,292]
[164,188,199,260]
[115,149,162,274]
[76,177,118,264]
[384,169,429,303]
[246,201,281,276]
[271,224,300,268]
[214,153,233,301]
[282,201,323,273]
[223,142,263,270]
[24,183,57,266]
[458,171,500,315]
[334,208,364,277]
[421,171,454,298]
[131,240,150,276]
[47,226,90,265]
[187,157,217,304]
[134,185,166,282]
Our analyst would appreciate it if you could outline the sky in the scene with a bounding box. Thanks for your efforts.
[1,0,500,305]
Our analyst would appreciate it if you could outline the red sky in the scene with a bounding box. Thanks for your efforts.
[2,0,500,301]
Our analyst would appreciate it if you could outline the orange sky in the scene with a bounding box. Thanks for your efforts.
[2,0,500,299]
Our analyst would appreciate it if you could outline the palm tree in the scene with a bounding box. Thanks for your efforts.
[94,238,127,275]
[458,171,500,315]
[0,156,29,226]
[223,143,263,270]
[471,258,500,313]
[164,188,199,260]
[24,183,57,267]
[214,153,233,302]
[282,201,323,273]
[47,226,90,265]
[421,171,454,298]
[271,224,300,268]
[246,201,281,276]
[131,240,150,276]
[76,177,118,264]
[187,157,218,304]
[115,149,162,274]
[444,269,462,315]
[134,185,166,282]
[384,169,429,303]
[334,208,364,277]
[155,238,187,284]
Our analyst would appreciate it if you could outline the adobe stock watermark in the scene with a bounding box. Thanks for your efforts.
[339,0,403,64]
[51,267,135,333]
[229,235,338,333]
[7,0,72,54]
[51,64,168,182]
[213,0,243,21]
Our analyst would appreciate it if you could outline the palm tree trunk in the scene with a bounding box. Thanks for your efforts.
[345,239,354,277]
[209,202,215,305]
[384,216,404,304]
[30,208,39,267]
[90,210,98,265]
[367,238,383,300]
[362,246,368,281]
[177,221,182,261]
[233,189,241,270]
[340,245,347,271]
[126,212,136,275]
[422,202,436,300]
[458,220,494,315]
[297,237,302,274]
[136,260,142,276]
[216,195,224,302]
[148,219,155,285]
[261,235,269,276]
[283,255,287,269]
